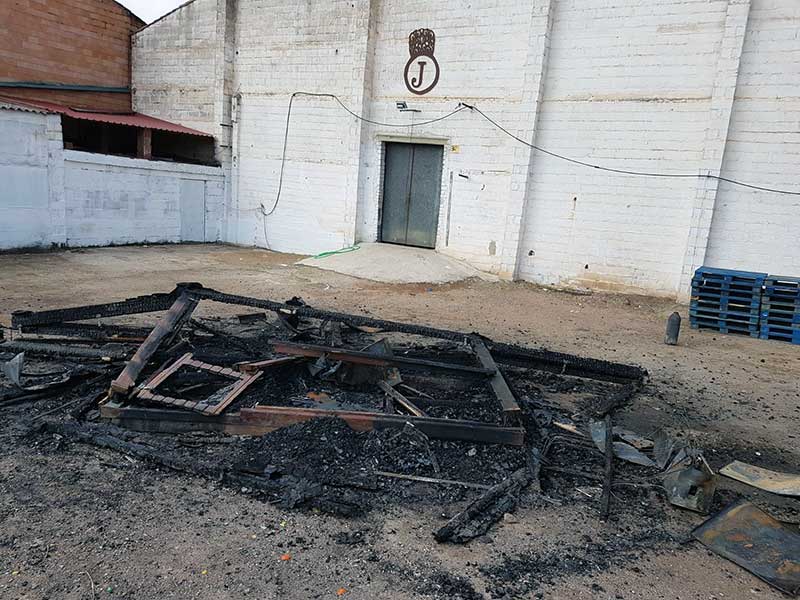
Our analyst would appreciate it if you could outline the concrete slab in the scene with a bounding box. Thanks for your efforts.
[297,243,497,284]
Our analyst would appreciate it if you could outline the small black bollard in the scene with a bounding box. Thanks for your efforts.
[664,312,681,345]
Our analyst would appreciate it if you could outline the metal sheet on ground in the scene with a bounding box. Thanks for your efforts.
[720,460,800,497]
[693,501,800,596]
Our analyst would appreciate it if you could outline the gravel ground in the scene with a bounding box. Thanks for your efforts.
[0,243,798,600]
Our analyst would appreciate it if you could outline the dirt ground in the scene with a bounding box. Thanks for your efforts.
[0,243,798,600]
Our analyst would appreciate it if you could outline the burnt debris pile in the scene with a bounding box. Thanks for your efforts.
[2,283,799,596]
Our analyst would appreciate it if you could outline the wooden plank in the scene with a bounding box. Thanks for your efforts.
[601,414,614,519]
[241,406,524,446]
[101,400,524,444]
[471,339,522,417]
[110,293,199,396]
[374,471,491,490]
[205,371,262,416]
[235,356,305,374]
[100,402,270,436]
[272,341,494,376]
[140,352,194,391]
[377,380,427,417]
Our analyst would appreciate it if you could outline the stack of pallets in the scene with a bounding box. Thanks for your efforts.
[690,267,766,337]
[760,275,800,345]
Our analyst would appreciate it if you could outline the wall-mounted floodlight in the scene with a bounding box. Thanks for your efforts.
[396,100,420,113]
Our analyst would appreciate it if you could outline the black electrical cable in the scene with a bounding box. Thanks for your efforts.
[260,92,800,236]
[460,102,800,196]
[260,92,470,226]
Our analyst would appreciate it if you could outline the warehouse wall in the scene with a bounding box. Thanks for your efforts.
[229,0,371,253]
[516,0,730,295]
[704,0,800,276]
[132,0,222,136]
[0,108,65,250]
[0,106,224,250]
[355,0,544,274]
[0,0,143,111]
[130,0,800,299]
[63,151,224,247]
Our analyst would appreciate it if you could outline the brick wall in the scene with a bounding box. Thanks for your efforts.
[516,0,730,295]
[355,0,539,274]
[229,0,372,252]
[0,0,143,111]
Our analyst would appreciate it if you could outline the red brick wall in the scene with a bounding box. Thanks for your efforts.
[0,0,144,111]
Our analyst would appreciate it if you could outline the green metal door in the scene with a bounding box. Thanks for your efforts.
[380,142,443,249]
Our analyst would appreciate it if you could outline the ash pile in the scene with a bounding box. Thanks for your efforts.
[1,283,798,597]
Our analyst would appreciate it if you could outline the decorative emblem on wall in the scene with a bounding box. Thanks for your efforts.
[404,29,440,95]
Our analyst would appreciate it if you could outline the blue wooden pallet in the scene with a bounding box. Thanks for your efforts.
[691,267,765,338]
[760,324,800,345]
[760,276,800,344]
[691,320,760,337]
[693,267,768,282]
[760,310,800,326]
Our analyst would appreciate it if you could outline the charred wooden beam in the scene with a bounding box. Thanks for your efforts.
[601,414,614,519]
[471,338,522,420]
[241,405,524,445]
[434,468,532,543]
[192,287,647,383]
[235,356,305,374]
[272,341,494,377]
[0,340,128,360]
[377,380,427,417]
[11,289,185,328]
[109,293,198,397]
[99,403,524,445]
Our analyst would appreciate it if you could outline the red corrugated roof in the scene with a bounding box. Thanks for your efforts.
[0,95,213,138]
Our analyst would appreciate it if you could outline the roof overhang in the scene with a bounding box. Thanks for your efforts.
[0,95,213,138]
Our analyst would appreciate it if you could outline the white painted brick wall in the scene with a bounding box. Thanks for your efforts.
[0,108,65,250]
[63,151,224,247]
[355,0,545,275]
[132,0,221,136]
[705,0,800,276]
[516,0,730,295]
[130,0,800,298]
[229,0,371,253]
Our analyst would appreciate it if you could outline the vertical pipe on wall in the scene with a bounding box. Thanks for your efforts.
[229,92,242,245]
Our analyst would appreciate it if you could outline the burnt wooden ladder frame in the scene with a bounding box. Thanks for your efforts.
[135,352,263,416]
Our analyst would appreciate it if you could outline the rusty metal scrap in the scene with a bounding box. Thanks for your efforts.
[693,501,800,596]
[663,461,717,514]
[720,461,800,497]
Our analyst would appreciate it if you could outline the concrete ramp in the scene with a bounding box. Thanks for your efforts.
[298,243,496,284]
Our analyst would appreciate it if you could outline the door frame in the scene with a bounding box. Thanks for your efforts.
[376,135,449,250]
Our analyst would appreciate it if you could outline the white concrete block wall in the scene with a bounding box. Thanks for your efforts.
[128,0,800,298]
[0,108,65,250]
[705,0,800,275]
[132,0,221,136]
[230,0,370,253]
[356,0,538,275]
[63,151,224,247]
[517,0,730,295]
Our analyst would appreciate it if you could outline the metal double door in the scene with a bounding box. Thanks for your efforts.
[381,142,443,249]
